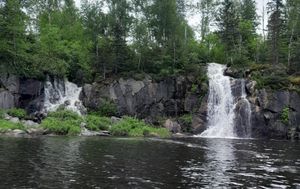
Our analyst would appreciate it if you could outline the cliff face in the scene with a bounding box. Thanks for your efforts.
[248,87,300,140]
[80,76,205,126]
[0,74,44,113]
[1,72,300,140]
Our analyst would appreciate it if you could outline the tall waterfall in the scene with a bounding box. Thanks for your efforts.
[200,63,237,138]
[43,78,85,115]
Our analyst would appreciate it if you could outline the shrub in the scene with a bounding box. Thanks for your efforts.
[92,99,117,117]
[179,114,193,125]
[48,110,82,121]
[281,107,289,125]
[7,108,27,119]
[41,110,83,135]
[0,119,24,132]
[86,115,110,131]
[109,116,171,138]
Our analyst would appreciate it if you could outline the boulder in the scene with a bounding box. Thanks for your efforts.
[10,117,20,123]
[164,119,181,133]
[22,120,39,128]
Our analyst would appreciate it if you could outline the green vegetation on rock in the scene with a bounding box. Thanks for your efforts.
[109,117,171,138]
[281,107,290,125]
[41,110,83,135]
[0,119,24,133]
[6,108,27,119]
[86,115,111,131]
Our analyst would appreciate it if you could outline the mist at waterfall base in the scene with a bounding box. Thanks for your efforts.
[198,63,252,139]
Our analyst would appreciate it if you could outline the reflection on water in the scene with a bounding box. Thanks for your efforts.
[0,137,299,188]
[181,139,236,188]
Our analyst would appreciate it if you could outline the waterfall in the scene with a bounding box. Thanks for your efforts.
[199,63,236,138]
[238,79,252,138]
[197,63,253,139]
[43,77,85,115]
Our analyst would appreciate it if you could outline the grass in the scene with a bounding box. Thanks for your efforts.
[85,115,111,131]
[0,119,25,133]
[41,110,83,135]
[0,109,5,119]
[109,116,171,138]
[6,108,27,119]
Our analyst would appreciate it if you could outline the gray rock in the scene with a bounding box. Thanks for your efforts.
[22,120,39,128]
[81,75,202,123]
[10,117,20,123]
[164,119,181,133]
[0,90,16,109]
[26,128,45,135]
[111,116,121,124]
[9,129,27,137]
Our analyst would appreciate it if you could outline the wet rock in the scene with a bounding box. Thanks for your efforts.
[7,129,27,137]
[26,128,45,135]
[80,128,110,136]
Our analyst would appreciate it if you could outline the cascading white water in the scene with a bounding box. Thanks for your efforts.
[43,78,85,115]
[199,63,237,138]
[240,79,252,138]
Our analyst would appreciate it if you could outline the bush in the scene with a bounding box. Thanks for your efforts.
[92,99,117,117]
[179,114,193,125]
[109,116,171,138]
[0,119,24,132]
[48,110,82,121]
[281,107,289,125]
[41,110,83,135]
[86,115,111,131]
[7,108,27,119]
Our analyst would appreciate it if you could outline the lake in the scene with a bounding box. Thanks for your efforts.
[0,137,299,188]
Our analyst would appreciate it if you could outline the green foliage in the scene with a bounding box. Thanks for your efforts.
[86,115,110,131]
[0,109,5,119]
[41,110,83,135]
[47,110,82,121]
[178,114,193,126]
[0,119,24,132]
[92,99,117,117]
[109,117,171,138]
[7,108,27,119]
[281,107,290,125]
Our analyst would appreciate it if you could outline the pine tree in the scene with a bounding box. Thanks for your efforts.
[267,0,285,65]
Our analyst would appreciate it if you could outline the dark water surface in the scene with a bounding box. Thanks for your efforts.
[0,137,299,189]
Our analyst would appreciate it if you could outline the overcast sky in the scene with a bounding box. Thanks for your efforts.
[74,0,268,37]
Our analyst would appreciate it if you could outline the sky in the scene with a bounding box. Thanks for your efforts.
[74,0,268,37]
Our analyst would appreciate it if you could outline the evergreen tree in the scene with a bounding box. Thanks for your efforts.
[267,0,285,65]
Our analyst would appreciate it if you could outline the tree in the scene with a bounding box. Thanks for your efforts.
[286,0,300,71]
[267,0,285,65]
[217,0,241,64]
[0,0,32,75]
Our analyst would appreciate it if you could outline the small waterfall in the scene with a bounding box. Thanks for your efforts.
[237,79,252,138]
[199,63,236,138]
[43,77,85,115]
